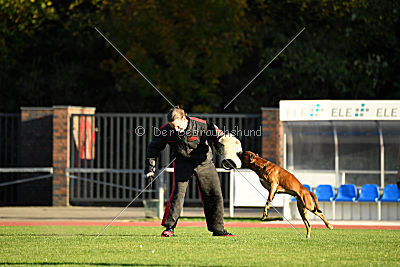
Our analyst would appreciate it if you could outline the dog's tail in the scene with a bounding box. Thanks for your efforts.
[310,192,323,213]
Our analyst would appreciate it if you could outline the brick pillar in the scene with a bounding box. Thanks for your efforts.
[20,107,53,205]
[261,108,283,166]
[52,106,96,206]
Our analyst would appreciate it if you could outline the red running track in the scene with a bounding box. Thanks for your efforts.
[1,221,399,230]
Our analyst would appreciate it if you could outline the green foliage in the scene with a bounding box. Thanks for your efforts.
[100,0,254,112]
[227,0,400,112]
[1,226,400,266]
[0,0,113,111]
[0,0,399,113]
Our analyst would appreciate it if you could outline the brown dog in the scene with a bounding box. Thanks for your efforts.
[238,151,333,238]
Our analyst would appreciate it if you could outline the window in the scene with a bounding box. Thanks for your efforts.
[335,121,380,170]
[335,121,380,186]
[381,122,400,185]
[286,122,334,170]
[285,120,400,187]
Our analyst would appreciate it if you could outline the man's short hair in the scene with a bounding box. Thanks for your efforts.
[167,106,186,122]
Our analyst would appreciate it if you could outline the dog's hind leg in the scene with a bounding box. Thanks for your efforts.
[297,200,311,238]
[306,192,334,230]
[312,211,334,230]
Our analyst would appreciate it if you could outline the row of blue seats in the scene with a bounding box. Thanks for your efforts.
[292,184,400,203]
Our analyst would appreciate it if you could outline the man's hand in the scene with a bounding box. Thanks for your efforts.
[144,158,156,181]
[145,171,155,180]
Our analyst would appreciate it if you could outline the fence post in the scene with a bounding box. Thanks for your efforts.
[52,106,96,206]
[158,176,164,219]
[229,169,234,217]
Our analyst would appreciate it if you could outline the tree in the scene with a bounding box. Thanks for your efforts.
[99,0,256,112]
[0,0,114,112]
[0,0,399,113]
[224,0,400,112]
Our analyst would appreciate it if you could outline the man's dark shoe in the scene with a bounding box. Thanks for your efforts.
[212,230,237,237]
[161,228,175,237]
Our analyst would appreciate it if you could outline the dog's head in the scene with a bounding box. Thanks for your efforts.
[237,151,258,168]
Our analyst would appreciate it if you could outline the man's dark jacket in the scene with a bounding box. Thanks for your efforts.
[145,117,224,171]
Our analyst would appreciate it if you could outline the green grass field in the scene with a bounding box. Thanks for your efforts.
[1,225,399,266]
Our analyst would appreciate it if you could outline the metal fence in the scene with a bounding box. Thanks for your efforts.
[0,114,21,205]
[0,114,21,167]
[69,113,261,206]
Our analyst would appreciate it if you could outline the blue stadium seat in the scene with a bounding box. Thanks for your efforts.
[291,184,311,201]
[335,184,358,202]
[381,184,400,202]
[316,184,335,202]
[358,184,380,202]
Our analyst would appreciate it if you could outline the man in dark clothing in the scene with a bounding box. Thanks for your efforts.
[144,106,236,237]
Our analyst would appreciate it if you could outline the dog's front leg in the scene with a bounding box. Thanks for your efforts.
[262,182,278,220]
[262,200,270,220]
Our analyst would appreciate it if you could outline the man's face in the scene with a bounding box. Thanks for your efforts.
[169,117,188,133]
